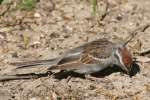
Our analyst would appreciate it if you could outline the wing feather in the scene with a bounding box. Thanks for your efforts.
[57,38,115,71]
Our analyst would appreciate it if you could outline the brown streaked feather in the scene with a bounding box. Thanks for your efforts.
[55,38,115,70]
[82,38,115,59]
[80,54,100,64]
[57,55,101,70]
[57,38,114,64]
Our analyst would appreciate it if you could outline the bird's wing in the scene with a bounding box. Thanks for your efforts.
[53,38,115,73]
[12,38,115,71]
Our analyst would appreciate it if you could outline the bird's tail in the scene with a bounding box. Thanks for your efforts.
[0,72,49,81]
[10,57,59,69]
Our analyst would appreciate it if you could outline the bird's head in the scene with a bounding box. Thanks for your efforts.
[113,44,133,74]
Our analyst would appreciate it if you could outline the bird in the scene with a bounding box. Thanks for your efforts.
[12,38,133,74]
[0,38,133,81]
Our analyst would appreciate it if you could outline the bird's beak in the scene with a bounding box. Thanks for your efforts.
[125,67,130,74]
[120,65,131,75]
[125,65,132,75]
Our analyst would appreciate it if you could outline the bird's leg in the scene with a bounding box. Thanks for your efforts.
[85,74,100,81]
[66,76,72,83]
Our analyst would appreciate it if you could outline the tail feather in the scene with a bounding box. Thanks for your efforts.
[10,58,59,69]
[0,74,36,81]
[0,73,49,81]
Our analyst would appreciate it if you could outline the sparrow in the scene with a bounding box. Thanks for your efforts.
[0,38,134,81]
[11,38,133,75]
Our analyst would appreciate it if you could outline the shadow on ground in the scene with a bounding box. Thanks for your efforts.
[0,62,140,81]
[53,62,140,79]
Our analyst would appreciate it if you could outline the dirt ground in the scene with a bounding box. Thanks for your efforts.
[0,0,150,100]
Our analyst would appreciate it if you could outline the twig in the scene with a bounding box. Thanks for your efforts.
[124,24,150,46]
[100,0,109,21]
[135,56,150,63]
[141,24,150,32]
[139,49,150,56]
[130,24,150,56]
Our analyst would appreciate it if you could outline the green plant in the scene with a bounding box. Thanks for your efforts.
[0,0,4,4]
[91,0,97,16]
[22,33,30,49]
[18,0,37,10]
